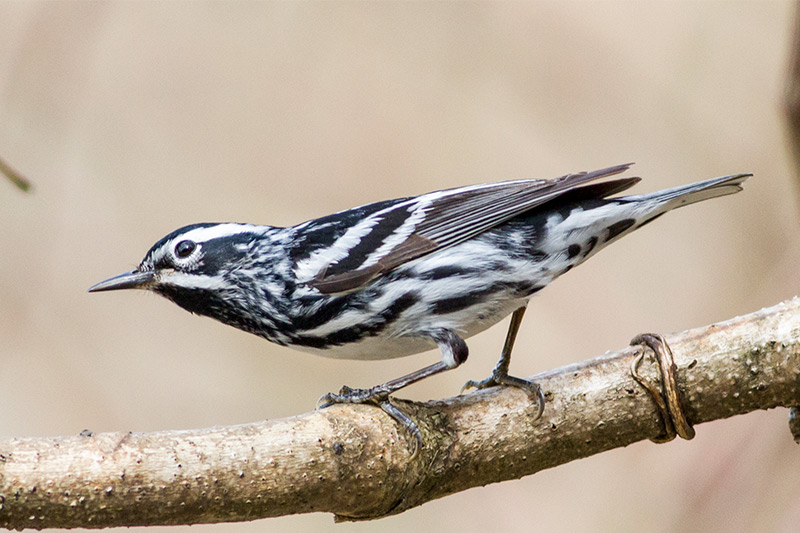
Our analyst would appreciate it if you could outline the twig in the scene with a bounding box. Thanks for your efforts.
[0,156,31,192]
[1,298,799,529]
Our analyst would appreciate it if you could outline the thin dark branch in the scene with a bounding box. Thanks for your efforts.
[0,155,31,192]
[1,298,799,529]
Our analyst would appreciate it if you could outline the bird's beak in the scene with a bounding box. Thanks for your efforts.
[88,270,157,293]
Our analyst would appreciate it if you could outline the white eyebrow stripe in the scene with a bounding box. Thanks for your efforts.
[179,224,265,243]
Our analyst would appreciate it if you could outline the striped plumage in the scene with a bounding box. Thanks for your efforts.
[90,164,749,442]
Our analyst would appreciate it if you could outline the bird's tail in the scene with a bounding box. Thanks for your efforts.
[623,173,751,211]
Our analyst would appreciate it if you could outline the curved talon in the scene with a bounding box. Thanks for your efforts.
[316,387,354,409]
[317,386,389,408]
[316,394,332,410]
[460,378,487,395]
[530,382,545,420]
[316,391,345,410]
[460,375,499,394]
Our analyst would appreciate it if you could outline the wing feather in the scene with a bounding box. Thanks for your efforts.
[306,163,634,293]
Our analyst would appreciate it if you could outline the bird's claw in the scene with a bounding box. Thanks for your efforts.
[317,385,387,409]
[459,376,497,394]
[317,385,422,457]
[460,371,545,420]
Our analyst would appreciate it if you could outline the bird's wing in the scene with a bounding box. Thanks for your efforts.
[298,163,634,293]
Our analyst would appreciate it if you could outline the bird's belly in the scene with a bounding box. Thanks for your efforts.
[292,334,436,361]
[290,296,528,361]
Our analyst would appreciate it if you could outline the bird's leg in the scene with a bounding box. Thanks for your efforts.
[461,306,545,419]
[318,330,468,451]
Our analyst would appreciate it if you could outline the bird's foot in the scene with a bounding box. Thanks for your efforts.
[318,385,389,407]
[461,370,545,420]
[318,386,422,456]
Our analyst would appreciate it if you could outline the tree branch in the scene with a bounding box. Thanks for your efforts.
[2,298,799,529]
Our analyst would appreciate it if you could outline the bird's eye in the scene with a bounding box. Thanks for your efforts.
[174,240,197,258]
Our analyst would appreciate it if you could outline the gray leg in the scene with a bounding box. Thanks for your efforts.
[461,306,545,419]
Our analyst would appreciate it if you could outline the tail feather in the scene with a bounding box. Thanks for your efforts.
[623,173,751,210]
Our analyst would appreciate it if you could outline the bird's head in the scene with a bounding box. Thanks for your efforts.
[89,223,271,317]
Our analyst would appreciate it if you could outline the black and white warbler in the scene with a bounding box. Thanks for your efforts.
[89,164,748,444]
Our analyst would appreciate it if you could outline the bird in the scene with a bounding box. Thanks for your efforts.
[89,163,749,446]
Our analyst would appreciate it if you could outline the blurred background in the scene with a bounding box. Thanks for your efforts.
[1,2,799,532]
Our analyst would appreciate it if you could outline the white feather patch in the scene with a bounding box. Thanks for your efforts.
[161,271,232,291]
[179,223,264,244]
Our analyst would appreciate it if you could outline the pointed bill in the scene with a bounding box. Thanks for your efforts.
[88,270,156,292]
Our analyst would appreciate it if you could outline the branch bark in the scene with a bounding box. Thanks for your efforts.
[2,298,800,529]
